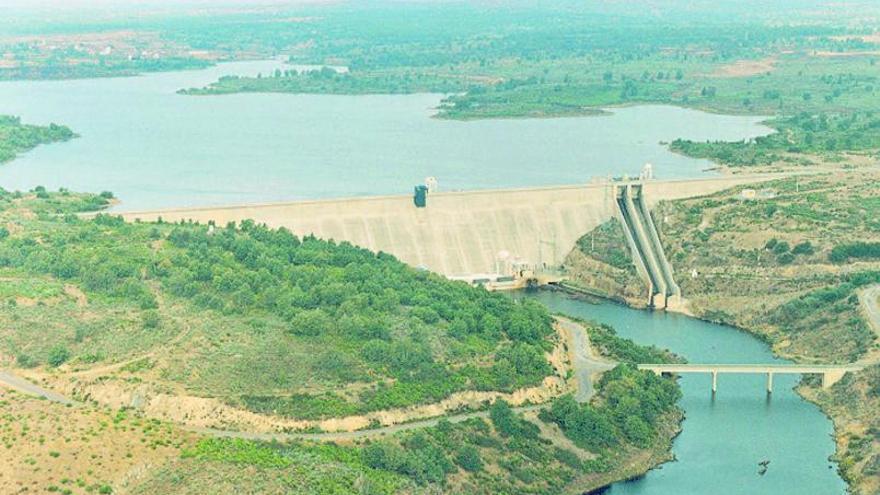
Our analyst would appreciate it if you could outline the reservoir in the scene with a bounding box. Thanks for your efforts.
[522,291,846,495]
[0,60,772,211]
[0,61,844,493]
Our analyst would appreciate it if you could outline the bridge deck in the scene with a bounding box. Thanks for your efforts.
[638,363,863,374]
[638,363,864,391]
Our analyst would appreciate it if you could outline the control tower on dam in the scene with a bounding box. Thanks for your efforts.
[118,175,780,280]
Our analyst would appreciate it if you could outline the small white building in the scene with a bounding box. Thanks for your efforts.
[425,176,439,193]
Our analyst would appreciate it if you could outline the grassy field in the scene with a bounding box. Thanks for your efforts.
[573,172,880,360]
[655,172,880,362]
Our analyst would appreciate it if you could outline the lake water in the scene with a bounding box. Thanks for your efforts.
[522,291,846,495]
[0,60,773,211]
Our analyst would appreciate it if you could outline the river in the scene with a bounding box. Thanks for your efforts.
[0,61,844,493]
[520,291,846,495]
[0,60,772,211]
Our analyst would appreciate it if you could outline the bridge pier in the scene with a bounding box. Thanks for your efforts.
[766,372,773,394]
[822,369,846,389]
[711,371,717,394]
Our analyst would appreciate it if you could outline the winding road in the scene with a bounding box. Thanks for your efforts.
[557,316,617,402]
[0,370,74,405]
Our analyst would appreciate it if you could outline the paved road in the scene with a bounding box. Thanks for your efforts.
[0,371,75,405]
[860,285,880,334]
[557,317,616,403]
[858,284,880,365]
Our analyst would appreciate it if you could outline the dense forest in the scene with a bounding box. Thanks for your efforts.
[0,115,75,163]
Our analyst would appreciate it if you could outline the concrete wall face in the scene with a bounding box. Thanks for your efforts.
[119,176,776,277]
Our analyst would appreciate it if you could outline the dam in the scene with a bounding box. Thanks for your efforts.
[118,174,779,280]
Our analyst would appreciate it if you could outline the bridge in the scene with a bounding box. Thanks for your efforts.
[638,363,865,393]
[115,174,781,281]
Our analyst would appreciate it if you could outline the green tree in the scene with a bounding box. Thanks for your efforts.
[47,345,70,367]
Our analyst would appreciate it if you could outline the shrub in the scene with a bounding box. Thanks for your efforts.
[777,252,795,265]
[47,346,70,367]
[830,242,880,263]
[141,310,160,329]
[16,353,37,368]
[489,400,537,439]
[792,241,815,255]
[288,309,333,336]
[455,446,483,472]
[772,241,790,254]
[553,447,582,469]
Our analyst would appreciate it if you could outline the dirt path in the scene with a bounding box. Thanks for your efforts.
[0,318,613,441]
[184,405,546,442]
[187,317,617,442]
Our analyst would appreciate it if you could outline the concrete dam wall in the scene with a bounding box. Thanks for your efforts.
[118,175,778,277]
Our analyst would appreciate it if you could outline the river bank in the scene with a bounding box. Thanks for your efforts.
[562,169,879,493]
[523,290,847,494]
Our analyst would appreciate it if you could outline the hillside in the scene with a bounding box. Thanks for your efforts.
[0,188,561,432]
[127,321,681,495]
[0,188,683,494]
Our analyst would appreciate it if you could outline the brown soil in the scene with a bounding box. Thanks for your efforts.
[13,297,36,307]
[709,57,776,78]
[63,284,88,307]
[0,390,194,495]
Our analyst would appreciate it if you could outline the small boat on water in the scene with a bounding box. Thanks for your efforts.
[758,459,770,476]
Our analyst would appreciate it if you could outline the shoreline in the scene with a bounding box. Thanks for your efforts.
[550,282,853,491]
